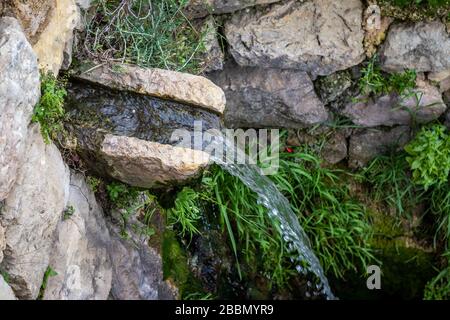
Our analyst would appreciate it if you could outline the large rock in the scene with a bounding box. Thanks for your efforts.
[209,63,328,128]
[0,17,40,201]
[348,126,412,168]
[343,81,447,127]
[0,275,16,300]
[99,135,210,188]
[185,0,280,18]
[43,173,112,300]
[107,212,177,300]
[380,21,450,73]
[287,127,350,165]
[0,0,54,44]
[225,0,365,77]
[65,81,216,188]
[75,63,226,114]
[428,69,450,93]
[0,124,70,299]
[32,0,79,74]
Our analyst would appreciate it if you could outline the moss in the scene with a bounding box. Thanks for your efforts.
[161,229,205,298]
[378,0,450,21]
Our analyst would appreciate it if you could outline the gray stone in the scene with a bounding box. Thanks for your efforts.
[348,126,412,168]
[315,71,353,105]
[209,63,328,128]
[43,173,112,300]
[342,80,446,127]
[287,127,350,165]
[184,0,280,18]
[200,17,224,72]
[0,124,70,299]
[225,0,365,78]
[0,17,40,201]
[380,21,450,73]
[0,275,16,300]
[107,213,177,300]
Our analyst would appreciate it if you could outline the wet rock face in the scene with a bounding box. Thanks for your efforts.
[348,126,412,168]
[209,63,328,128]
[225,0,365,78]
[380,21,450,73]
[66,82,221,145]
[0,17,40,201]
[65,82,217,187]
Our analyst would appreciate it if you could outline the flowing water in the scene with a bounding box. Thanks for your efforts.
[208,136,336,300]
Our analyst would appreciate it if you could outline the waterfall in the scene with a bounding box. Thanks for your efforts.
[207,135,336,300]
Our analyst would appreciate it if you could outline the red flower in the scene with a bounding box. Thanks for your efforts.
[285,147,294,153]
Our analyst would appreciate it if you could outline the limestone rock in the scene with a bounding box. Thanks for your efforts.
[0,124,70,299]
[380,21,450,73]
[184,0,280,18]
[99,134,210,188]
[225,0,365,77]
[107,213,177,300]
[75,63,226,114]
[428,69,450,93]
[348,126,412,168]
[208,63,328,128]
[0,275,16,300]
[0,17,40,201]
[0,0,54,44]
[342,81,447,127]
[43,173,112,300]
[32,0,79,75]
[287,128,350,165]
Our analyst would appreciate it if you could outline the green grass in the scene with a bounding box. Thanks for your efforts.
[269,147,375,279]
[82,0,207,73]
[362,153,417,217]
[167,187,202,240]
[37,267,58,300]
[359,55,417,97]
[32,73,67,144]
[168,144,375,286]
[386,0,450,7]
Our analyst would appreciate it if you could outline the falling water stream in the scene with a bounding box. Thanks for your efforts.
[208,136,336,300]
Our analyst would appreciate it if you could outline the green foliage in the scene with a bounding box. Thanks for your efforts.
[37,266,58,300]
[201,167,293,287]
[62,205,75,220]
[86,176,102,193]
[424,262,450,300]
[359,55,416,97]
[167,187,202,240]
[362,153,417,217]
[106,181,140,209]
[405,124,450,190]
[387,0,450,7]
[32,73,67,144]
[83,0,207,73]
[269,148,375,279]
